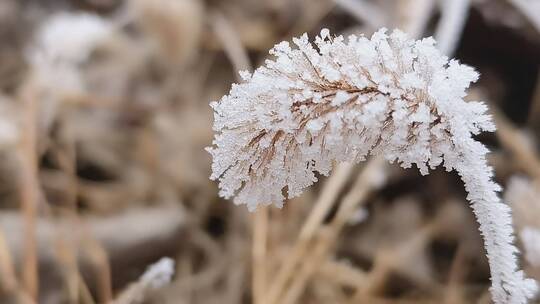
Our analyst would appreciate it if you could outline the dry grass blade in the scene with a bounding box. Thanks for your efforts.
[211,10,252,78]
[252,207,268,304]
[0,228,17,295]
[317,259,368,288]
[266,162,354,304]
[507,0,540,33]
[334,0,386,29]
[82,238,112,304]
[0,1,537,303]
[17,84,39,301]
[279,157,385,304]
[494,108,540,180]
[434,0,471,55]
[54,237,80,303]
[398,0,435,39]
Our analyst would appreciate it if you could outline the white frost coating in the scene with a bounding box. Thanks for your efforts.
[31,12,112,64]
[207,28,537,303]
[140,257,175,289]
[27,12,113,93]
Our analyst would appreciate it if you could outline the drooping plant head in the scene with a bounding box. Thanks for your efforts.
[207,29,538,303]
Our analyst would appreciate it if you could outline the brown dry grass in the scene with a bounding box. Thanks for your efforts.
[0,0,539,303]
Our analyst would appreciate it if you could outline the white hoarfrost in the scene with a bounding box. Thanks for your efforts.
[140,257,175,289]
[207,28,537,303]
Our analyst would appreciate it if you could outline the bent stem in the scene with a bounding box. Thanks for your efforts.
[455,137,537,303]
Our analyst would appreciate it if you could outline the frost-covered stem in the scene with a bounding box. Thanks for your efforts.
[455,138,537,304]
[208,29,538,303]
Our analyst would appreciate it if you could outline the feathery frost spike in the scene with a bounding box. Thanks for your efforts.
[207,28,538,303]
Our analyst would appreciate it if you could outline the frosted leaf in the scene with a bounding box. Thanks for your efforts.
[207,29,537,303]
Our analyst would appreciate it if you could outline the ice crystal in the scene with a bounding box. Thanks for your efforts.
[207,28,537,303]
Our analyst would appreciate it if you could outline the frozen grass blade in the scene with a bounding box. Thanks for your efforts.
[208,29,538,303]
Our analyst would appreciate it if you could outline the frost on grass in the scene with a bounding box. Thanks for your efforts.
[140,257,175,289]
[27,12,113,94]
[115,257,175,304]
[207,29,537,303]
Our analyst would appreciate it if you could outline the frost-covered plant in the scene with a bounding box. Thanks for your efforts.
[207,28,537,303]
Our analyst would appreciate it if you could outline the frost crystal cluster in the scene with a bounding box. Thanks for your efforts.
[208,29,537,303]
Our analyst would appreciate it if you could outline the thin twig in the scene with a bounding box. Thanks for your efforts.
[266,162,354,304]
[507,0,540,33]
[54,236,80,304]
[317,259,368,288]
[0,227,17,295]
[252,207,269,304]
[334,0,386,29]
[494,108,540,180]
[211,10,252,80]
[18,84,39,301]
[83,238,112,304]
[280,227,333,304]
[279,157,385,303]
[398,0,435,39]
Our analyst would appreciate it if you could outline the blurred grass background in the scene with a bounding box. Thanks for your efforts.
[0,0,539,303]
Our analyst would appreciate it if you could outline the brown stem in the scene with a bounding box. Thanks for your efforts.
[18,85,39,301]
